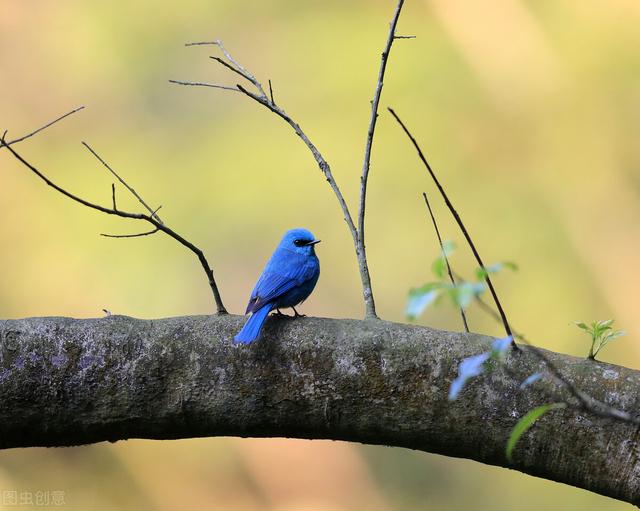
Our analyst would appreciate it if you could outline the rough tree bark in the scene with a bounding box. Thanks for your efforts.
[0,315,638,505]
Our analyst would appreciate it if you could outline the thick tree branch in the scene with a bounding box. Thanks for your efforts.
[1,315,638,506]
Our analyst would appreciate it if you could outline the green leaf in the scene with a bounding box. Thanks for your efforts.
[506,403,566,462]
[576,319,625,359]
[574,321,591,333]
[597,319,614,329]
[475,267,488,281]
[602,330,625,343]
[475,261,518,281]
[593,320,613,339]
[432,257,447,279]
[449,282,485,309]
[441,240,456,257]
[431,241,456,279]
[406,283,445,320]
[502,261,519,272]
[596,329,626,355]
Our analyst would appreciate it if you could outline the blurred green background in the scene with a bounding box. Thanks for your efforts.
[1,0,639,509]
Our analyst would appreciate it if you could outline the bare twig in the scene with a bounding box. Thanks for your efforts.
[168,79,238,92]
[0,133,227,314]
[422,192,469,332]
[208,57,251,85]
[356,0,406,318]
[213,40,266,97]
[82,142,162,222]
[190,40,266,97]
[394,35,416,39]
[185,41,217,46]
[111,183,117,211]
[268,79,275,105]
[101,228,159,239]
[388,107,514,341]
[0,106,85,148]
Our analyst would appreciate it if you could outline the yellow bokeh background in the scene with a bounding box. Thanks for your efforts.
[1,0,639,509]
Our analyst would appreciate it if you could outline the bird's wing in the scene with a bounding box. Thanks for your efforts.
[246,256,317,313]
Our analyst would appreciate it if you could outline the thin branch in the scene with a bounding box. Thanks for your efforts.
[394,35,416,39]
[268,79,275,105]
[422,192,469,332]
[388,106,514,341]
[111,183,117,211]
[1,106,85,148]
[356,0,406,318]
[168,79,238,92]
[190,40,266,97]
[209,56,251,85]
[101,228,159,239]
[185,41,218,46]
[82,142,162,222]
[0,135,227,314]
[212,39,266,97]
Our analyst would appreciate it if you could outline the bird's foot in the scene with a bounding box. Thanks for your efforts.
[272,309,291,318]
[292,306,306,318]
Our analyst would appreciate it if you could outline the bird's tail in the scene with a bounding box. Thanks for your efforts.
[234,304,272,344]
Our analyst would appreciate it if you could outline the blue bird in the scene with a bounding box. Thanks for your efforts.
[234,228,321,344]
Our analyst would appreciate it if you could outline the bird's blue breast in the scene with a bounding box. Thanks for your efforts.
[246,249,319,313]
[274,261,320,308]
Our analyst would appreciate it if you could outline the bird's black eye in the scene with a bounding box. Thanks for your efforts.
[294,239,306,247]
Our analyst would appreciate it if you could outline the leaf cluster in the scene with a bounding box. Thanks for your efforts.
[575,319,625,360]
[406,241,517,320]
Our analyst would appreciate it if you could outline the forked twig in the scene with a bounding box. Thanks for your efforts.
[0,128,227,314]
[82,141,162,222]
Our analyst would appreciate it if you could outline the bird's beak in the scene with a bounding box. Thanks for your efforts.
[307,239,321,245]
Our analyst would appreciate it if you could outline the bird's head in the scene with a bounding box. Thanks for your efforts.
[280,228,321,255]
